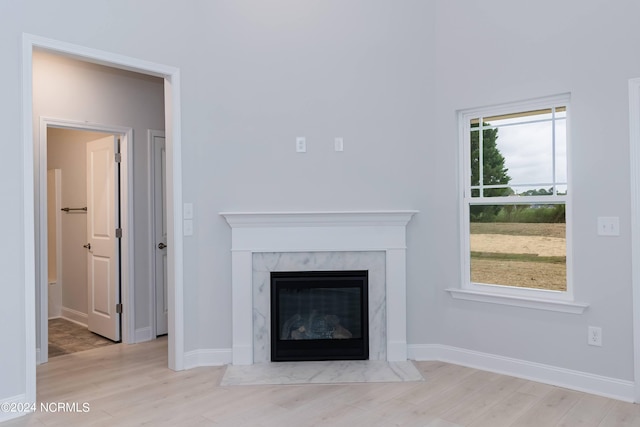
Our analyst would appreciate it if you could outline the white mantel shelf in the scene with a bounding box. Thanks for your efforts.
[221,210,418,365]
[220,211,418,227]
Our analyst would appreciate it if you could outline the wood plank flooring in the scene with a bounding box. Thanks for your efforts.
[4,337,640,426]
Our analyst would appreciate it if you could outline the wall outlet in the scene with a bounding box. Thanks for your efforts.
[588,326,602,346]
[296,137,306,153]
[183,219,193,236]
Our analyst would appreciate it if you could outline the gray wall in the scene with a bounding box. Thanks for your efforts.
[429,0,639,381]
[1,0,640,407]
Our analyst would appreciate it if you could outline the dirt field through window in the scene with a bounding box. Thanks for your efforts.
[470,223,566,291]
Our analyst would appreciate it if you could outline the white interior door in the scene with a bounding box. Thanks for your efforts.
[153,134,168,336]
[86,135,120,341]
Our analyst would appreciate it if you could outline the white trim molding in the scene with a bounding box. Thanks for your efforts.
[629,76,640,403]
[409,344,635,403]
[184,349,233,370]
[221,210,418,365]
[223,211,418,228]
[61,308,89,327]
[0,394,30,423]
[134,327,153,343]
[21,33,37,416]
[446,288,588,314]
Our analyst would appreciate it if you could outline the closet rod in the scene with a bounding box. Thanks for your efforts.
[61,207,87,212]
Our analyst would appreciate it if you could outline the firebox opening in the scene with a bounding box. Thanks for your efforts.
[271,270,369,362]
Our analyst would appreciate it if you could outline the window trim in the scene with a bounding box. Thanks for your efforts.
[455,94,584,310]
[445,288,588,314]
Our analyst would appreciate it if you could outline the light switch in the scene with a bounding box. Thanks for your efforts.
[183,203,193,219]
[597,216,620,236]
[183,219,193,236]
[334,137,344,152]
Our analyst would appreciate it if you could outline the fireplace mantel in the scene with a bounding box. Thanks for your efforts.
[222,211,418,228]
[221,210,418,365]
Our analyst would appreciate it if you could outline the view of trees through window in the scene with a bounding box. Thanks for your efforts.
[467,105,567,291]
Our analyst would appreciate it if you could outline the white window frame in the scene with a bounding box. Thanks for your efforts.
[448,94,588,314]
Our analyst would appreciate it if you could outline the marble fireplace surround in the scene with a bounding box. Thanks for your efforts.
[253,251,386,363]
[221,211,418,365]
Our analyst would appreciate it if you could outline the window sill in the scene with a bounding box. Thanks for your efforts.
[445,288,589,314]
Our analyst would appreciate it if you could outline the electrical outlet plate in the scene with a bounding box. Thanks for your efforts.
[588,326,602,346]
[296,137,306,153]
[183,219,193,236]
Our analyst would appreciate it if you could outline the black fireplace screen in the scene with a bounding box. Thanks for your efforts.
[271,270,369,361]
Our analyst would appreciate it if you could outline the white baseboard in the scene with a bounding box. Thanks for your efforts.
[0,394,30,422]
[184,348,232,370]
[134,327,153,343]
[61,307,88,327]
[408,344,635,403]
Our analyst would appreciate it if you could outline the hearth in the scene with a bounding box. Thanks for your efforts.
[270,270,369,362]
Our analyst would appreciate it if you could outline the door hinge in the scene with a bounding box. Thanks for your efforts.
[116,228,122,238]
[115,152,121,163]
[116,303,123,314]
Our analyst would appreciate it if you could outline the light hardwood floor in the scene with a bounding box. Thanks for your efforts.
[4,337,640,426]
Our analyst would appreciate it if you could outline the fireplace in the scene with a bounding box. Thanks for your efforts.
[271,270,369,361]
[220,210,417,365]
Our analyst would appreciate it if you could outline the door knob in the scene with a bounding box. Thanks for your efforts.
[158,242,167,250]
[83,243,91,250]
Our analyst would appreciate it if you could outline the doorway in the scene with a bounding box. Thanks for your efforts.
[44,127,124,359]
[23,35,185,406]
[39,123,131,363]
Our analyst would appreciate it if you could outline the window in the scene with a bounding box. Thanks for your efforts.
[460,95,570,299]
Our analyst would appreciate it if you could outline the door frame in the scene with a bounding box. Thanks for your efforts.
[22,34,185,405]
[630,76,640,403]
[38,120,131,363]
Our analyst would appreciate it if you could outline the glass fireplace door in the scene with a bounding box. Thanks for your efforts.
[271,270,368,361]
